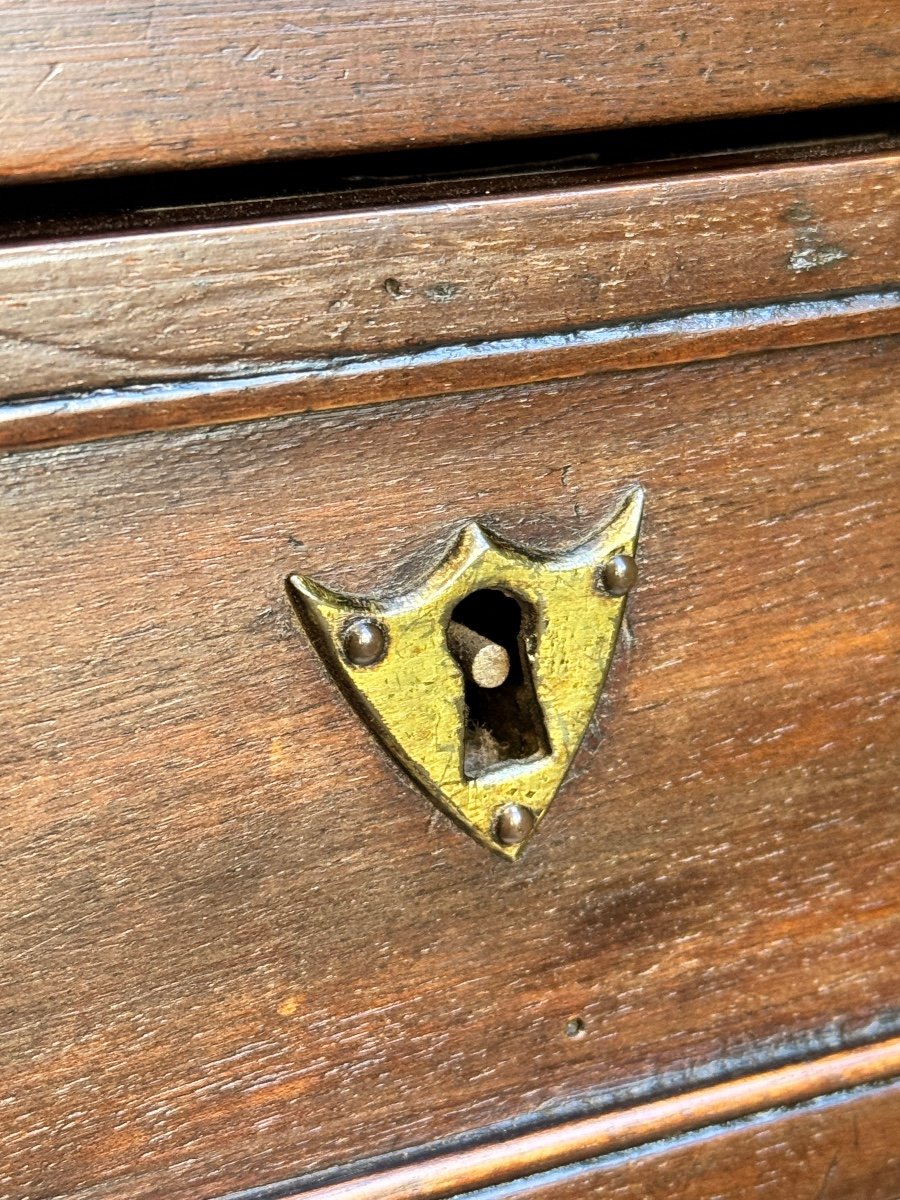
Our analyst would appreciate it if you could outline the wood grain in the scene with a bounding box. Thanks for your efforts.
[0,2,897,184]
[455,1081,900,1200]
[2,290,899,453]
[274,1045,900,1200]
[1,337,898,1200]
[0,152,898,407]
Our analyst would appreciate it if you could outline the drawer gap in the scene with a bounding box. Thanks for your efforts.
[0,100,897,248]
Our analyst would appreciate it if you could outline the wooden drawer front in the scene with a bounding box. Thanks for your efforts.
[1,2,898,184]
[2,333,898,1200]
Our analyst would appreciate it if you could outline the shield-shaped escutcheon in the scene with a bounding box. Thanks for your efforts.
[287,487,643,859]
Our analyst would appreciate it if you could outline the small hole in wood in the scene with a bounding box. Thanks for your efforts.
[383,277,402,297]
[447,588,550,780]
[565,1016,586,1038]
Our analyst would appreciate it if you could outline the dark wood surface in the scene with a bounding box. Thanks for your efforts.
[1,152,897,405]
[0,1,897,184]
[276,1044,900,1200]
[1,336,898,1200]
[463,1082,900,1200]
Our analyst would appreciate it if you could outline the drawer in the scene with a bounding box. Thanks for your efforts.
[3,343,900,1199]
[0,2,898,183]
[1,148,899,1200]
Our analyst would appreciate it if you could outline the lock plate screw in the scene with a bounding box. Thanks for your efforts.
[493,803,536,846]
[341,618,387,666]
[599,553,638,596]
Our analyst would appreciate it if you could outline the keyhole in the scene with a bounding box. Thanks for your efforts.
[447,589,550,779]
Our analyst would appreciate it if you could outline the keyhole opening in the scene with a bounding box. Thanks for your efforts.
[448,589,550,779]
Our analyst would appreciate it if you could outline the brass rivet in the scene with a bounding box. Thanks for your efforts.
[600,553,638,597]
[341,618,387,667]
[492,803,536,846]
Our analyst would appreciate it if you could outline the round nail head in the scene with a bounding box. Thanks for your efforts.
[342,618,387,667]
[493,803,535,847]
[601,553,638,596]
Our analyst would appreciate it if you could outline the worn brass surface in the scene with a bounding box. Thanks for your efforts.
[287,489,643,859]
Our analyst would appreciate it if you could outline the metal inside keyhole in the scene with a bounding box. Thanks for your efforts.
[447,589,550,779]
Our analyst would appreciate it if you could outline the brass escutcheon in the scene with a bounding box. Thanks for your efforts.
[287,488,643,859]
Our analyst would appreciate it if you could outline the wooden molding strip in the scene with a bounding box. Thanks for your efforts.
[1,151,898,411]
[269,1038,900,1200]
[450,1081,900,1199]
[2,290,898,453]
